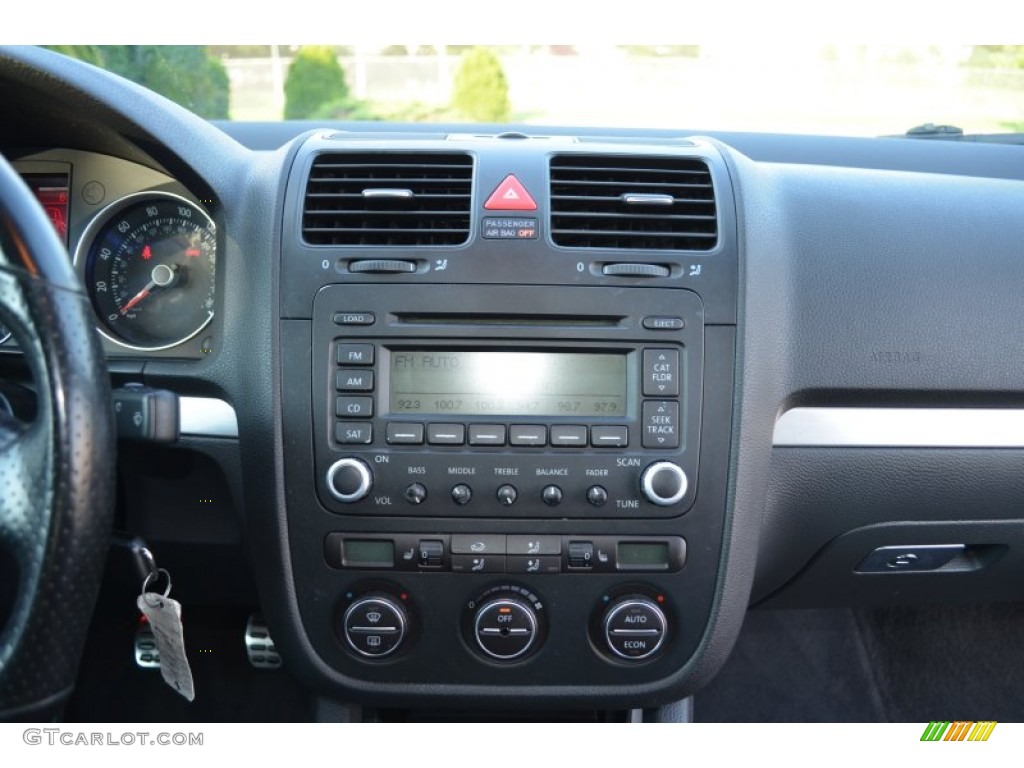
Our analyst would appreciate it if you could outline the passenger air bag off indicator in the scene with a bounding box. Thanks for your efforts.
[484,174,538,211]
[483,217,539,240]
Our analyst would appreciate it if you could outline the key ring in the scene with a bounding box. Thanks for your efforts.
[141,567,172,607]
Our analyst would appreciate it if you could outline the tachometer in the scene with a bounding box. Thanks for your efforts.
[80,193,216,350]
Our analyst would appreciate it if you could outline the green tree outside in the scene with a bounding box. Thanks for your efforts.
[48,46,229,119]
[283,46,349,120]
[452,47,510,122]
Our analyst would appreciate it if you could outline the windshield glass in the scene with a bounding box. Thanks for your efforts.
[46,45,1024,136]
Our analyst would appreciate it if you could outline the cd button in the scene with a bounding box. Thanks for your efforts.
[427,423,466,445]
[550,425,587,447]
[336,396,374,418]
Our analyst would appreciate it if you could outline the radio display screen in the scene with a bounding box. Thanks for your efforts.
[389,350,628,417]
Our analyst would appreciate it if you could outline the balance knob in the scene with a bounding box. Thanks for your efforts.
[326,457,373,503]
[640,461,688,506]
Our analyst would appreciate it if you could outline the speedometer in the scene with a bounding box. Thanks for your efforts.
[80,193,216,351]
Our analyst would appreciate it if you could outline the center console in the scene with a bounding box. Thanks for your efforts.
[278,134,738,705]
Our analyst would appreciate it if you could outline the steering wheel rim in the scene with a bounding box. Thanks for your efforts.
[0,153,115,720]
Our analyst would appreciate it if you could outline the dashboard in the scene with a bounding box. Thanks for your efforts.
[3,45,1024,719]
[5,150,217,359]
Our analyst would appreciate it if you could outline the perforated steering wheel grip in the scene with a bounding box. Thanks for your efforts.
[0,153,115,720]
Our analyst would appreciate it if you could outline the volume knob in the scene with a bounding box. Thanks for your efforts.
[640,461,688,506]
[326,457,373,503]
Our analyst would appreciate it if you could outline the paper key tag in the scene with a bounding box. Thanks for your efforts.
[137,592,195,702]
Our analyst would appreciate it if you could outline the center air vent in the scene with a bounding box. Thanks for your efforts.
[303,153,473,246]
[550,155,717,251]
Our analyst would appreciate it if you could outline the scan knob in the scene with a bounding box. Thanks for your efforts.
[640,461,688,506]
[326,457,373,503]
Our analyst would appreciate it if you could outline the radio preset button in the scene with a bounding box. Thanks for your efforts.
[404,483,428,505]
[509,425,547,446]
[336,369,374,391]
[451,484,473,505]
[336,343,374,366]
[427,423,466,445]
[468,424,507,446]
[497,484,518,506]
[541,485,563,506]
[590,425,628,448]
[336,396,374,418]
[643,349,680,397]
[386,423,424,445]
[586,485,608,507]
[550,425,587,447]
[642,400,680,448]
[335,422,373,444]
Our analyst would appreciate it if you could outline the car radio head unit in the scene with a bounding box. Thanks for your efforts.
[311,283,701,519]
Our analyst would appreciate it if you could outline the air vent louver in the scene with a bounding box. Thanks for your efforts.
[303,153,473,246]
[550,155,717,251]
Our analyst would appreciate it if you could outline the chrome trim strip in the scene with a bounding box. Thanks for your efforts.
[774,407,1024,448]
[179,397,238,438]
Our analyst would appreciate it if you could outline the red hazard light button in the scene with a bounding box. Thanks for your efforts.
[484,174,537,211]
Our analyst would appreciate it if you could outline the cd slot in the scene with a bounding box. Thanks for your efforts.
[391,313,626,328]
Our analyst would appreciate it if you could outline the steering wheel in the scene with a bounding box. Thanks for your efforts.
[0,153,115,720]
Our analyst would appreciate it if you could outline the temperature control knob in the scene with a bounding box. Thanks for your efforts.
[467,586,545,661]
[326,457,373,503]
[602,597,668,661]
[342,594,408,658]
[640,461,688,506]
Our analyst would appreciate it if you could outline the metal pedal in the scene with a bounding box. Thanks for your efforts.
[134,620,161,669]
[245,614,282,669]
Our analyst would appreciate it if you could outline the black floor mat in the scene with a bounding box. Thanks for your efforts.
[695,608,885,722]
[855,602,1024,723]
[695,603,1024,723]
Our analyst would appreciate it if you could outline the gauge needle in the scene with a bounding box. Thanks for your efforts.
[120,263,179,315]
[120,283,154,314]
